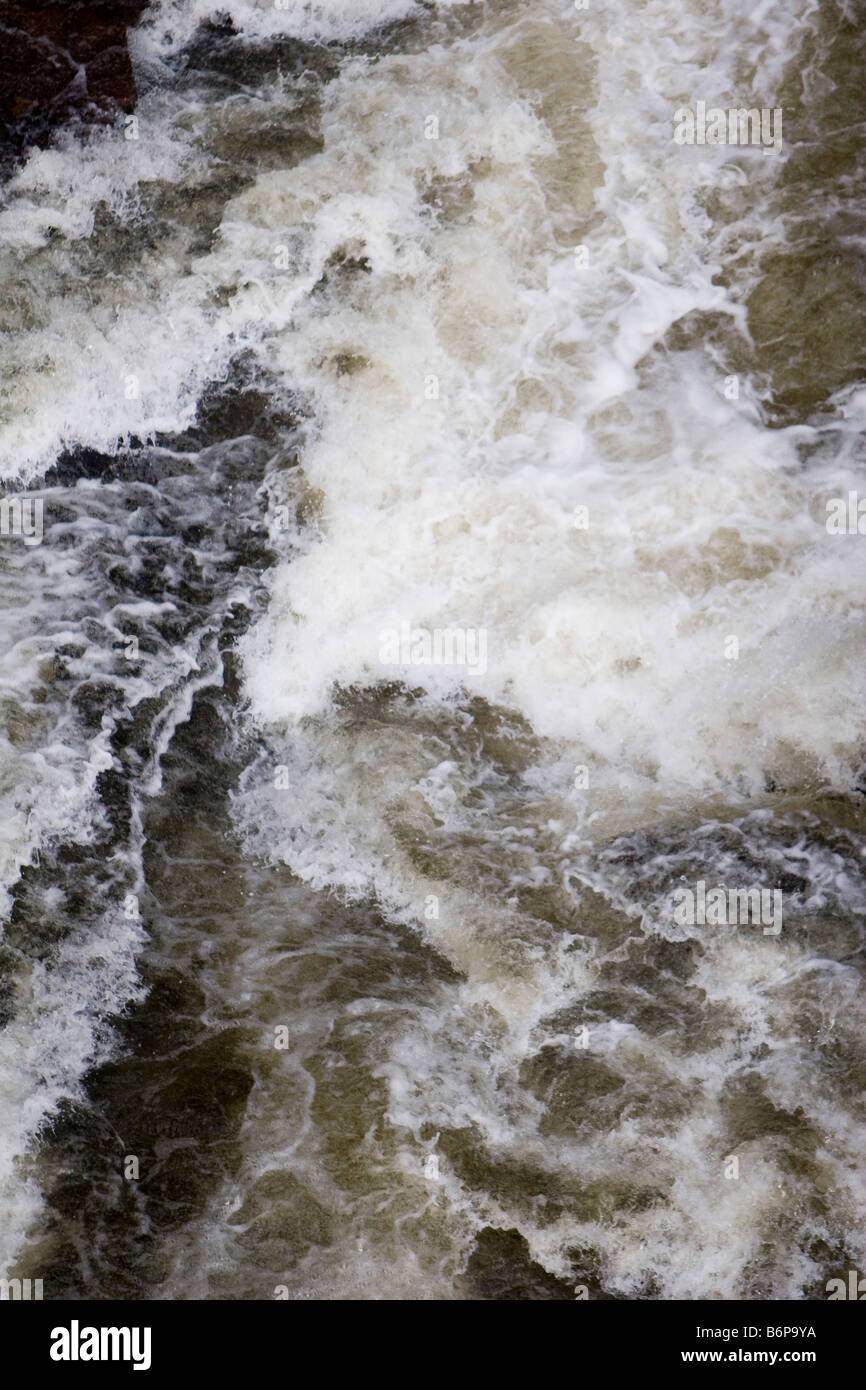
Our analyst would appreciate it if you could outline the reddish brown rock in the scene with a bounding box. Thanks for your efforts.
[0,1,150,156]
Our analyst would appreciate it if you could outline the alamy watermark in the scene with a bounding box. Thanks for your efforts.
[0,1277,43,1300]
[50,1321,151,1370]
[671,880,783,935]
[0,495,43,546]
[826,492,866,534]
[826,1270,865,1299]
[379,621,487,676]
[673,102,782,155]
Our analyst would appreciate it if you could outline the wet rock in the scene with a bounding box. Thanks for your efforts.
[459,1226,576,1301]
[0,1,150,157]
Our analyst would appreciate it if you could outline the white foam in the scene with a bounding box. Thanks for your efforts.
[139,0,442,55]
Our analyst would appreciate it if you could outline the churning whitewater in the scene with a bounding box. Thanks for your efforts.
[0,0,864,1300]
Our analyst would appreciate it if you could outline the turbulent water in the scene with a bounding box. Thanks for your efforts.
[0,0,864,1300]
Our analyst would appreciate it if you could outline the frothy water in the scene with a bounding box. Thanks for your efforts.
[0,0,863,1299]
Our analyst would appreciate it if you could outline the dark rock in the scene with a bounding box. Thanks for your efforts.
[459,1226,576,1301]
[0,1,150,158]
